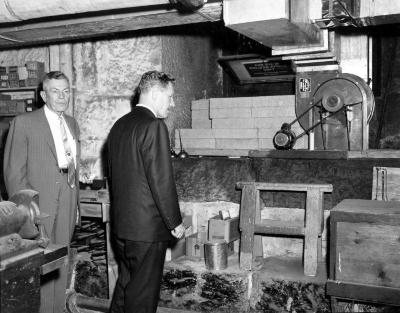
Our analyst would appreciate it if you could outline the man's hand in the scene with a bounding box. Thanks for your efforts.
[171,223,185,239]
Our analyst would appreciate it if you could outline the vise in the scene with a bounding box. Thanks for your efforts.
[0,189,68,313]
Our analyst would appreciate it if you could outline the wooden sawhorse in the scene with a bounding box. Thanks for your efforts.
[236,182,332,276]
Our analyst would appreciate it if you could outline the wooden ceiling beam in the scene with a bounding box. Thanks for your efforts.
[0,2,222,49]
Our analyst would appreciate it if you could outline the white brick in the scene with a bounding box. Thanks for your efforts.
[212,118,255,129]
[216,138,258,150]
[192,119,211,129]
[210,97,253,109]
[259,138,275,149]
[254,117,286,129]
[176,138,216,149]
[191,99,209,110]
[214,128,257,139]
[252,106,296,118]
[210,107,252,119]
[176,128,214,139]
[252,95,295,107]
[192,109,209,120]
[258,128,276,138]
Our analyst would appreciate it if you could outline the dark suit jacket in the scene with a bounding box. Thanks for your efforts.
[108,106,182,242]
[3,107,80,244]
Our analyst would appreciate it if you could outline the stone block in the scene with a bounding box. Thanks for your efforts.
[210,108,252,119]
[191,99,210,110]
[213,128,257,139]
[252,95,295,107]
[212,118,255,129]
[175,138,216,149]
[258,138,274,149]
[216,138,259,150]
[177,128,214,138]
[254,117,290,129]
[210,97,253,109]
[252,106,296,117]
[192,119,211,129]
[191,109,210,120]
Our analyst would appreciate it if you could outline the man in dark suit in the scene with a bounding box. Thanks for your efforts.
[3,71,80,313]
[108,70,185,313]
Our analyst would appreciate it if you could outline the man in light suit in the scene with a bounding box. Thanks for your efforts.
[3,71,80,313]
[108,70,185,313]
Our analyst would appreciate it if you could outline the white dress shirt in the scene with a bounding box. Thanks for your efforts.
[136,103,157,117]
[44,105,77,169]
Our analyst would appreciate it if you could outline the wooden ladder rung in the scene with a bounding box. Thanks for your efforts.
[254,219,305,236]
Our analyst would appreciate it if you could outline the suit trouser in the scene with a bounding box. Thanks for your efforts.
[40,174,76,313]
[110,238,168,313]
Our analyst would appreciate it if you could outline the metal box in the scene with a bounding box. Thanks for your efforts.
[208,216,240,243]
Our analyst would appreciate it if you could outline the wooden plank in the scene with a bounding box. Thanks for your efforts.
[330,199,400,225]
[348,149,400,158]
[303,188,321,276]
[248,149,349,159]
[41,255,67,275]
[175,148,250,157]
[236,182,333,192]
[329,216,338,280]
[49,45,60,71]
[80,202,103,218]
[326,279,400,306]
[238,184,256,270]
[334,222,400,288]
[253,190,263,258]
[254,220,304,236]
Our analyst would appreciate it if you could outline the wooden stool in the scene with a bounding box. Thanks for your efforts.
[236,182,332,276]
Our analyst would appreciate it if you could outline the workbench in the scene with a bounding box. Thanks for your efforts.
[0,244,68,313]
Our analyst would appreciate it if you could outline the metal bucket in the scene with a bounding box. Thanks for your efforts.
[204,239,228,270]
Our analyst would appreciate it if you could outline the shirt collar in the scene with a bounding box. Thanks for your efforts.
[136,103,157,118]
[44,104,63,119]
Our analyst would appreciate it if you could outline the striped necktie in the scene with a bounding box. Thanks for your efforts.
[59,115,76,188]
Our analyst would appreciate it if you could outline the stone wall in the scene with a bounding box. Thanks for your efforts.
[73,28,223,181]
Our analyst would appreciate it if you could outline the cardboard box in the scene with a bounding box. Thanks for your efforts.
[186,233,205,261]
[208,216,240,243]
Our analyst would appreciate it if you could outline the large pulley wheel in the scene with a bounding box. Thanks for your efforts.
[295,73,375,150]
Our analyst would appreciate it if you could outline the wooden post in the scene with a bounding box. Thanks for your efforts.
[48,43,74,116]
[304,187,322,276]
[238,184,257,271]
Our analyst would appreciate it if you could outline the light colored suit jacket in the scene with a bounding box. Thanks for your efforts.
[3,106,80,244]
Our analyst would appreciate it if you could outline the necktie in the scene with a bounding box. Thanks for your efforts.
[59,115,76,188]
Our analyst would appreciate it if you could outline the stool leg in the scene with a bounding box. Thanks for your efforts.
[330,296,339,313]
[304,188,322,276]
[239,185,257,271]
[253,192,263,259]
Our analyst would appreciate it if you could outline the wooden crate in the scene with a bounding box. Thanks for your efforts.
[327,199,400,306]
